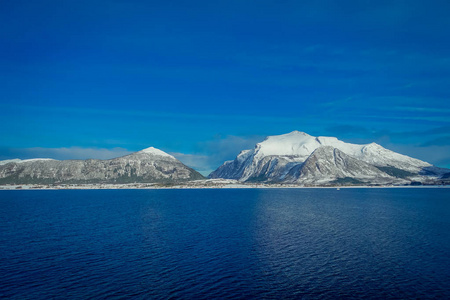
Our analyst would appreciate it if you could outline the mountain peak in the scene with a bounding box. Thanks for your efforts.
[137,147,175,159]
[367,142,381,147]
[210,130,435,184]
[0,147,203,184]
[256,131,320,157]
[288,130,310,136]
[261,130,310,141]
[276,130,311,138]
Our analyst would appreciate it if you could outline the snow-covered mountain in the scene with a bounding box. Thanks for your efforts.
[209,131,449,185]
[0,147,204,184]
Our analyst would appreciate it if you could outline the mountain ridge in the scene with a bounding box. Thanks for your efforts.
[209,131,449,185]
[1,132,449,186]
[0,147,204,184]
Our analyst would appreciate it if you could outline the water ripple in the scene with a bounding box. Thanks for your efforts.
[1,188,450,299]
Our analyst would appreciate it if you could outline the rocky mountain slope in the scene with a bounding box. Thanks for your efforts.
[209,131,449,185]
[0,147,204,184]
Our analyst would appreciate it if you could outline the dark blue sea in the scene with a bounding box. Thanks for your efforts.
[1,188,450,299]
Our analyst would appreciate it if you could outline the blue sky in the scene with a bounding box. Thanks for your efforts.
[1,0,450,175]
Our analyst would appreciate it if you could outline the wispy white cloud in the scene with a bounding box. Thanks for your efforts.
[198,134,265,162]
[0,103,308,124]
[386,144,450,169]
[0,137,264,176]
[0,147,132,161]
[364,115,450,123]
[0,135,267,176]
[420,136,450,147]
[174,134,266,176]
[2,134,450,174]
[324,124,450,168]
[391,107,450,113]
[169,152,213,176]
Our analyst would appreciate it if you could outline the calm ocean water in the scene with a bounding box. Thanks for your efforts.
[1,188,450,299]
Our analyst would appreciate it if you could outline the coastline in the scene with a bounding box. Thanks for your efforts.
[1,181,448,191]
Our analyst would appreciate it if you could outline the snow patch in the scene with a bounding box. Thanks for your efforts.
[0,158,56,165]
[138,147,175,159]
[22,158,56,163]
[0,159,21,165]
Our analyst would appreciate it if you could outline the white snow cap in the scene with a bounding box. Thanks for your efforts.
[139,147,175,159]
[0,158,56,165]
[253,130,430,169]
[256,130,375,157]
[256,130,326,157]
[0,159,21,165]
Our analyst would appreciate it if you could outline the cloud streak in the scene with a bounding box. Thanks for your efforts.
[173,134,267,176]
[1,130,450,173]
[169,152,212,176]
[0,147,132,161]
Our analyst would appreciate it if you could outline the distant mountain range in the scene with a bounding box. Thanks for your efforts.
[1,131,449,186]
[209,131,450,185]
[0,147,204,184]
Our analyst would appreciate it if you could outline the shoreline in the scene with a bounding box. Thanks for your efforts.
[1,183,448,191]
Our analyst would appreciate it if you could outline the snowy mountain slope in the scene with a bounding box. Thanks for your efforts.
[0,159,22,165]
[284,147,400,184]
[255,131,430,171]
[138,146,176,158]
[0,147,204,184]
[209,131,445,184]
[0,158,55,165]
